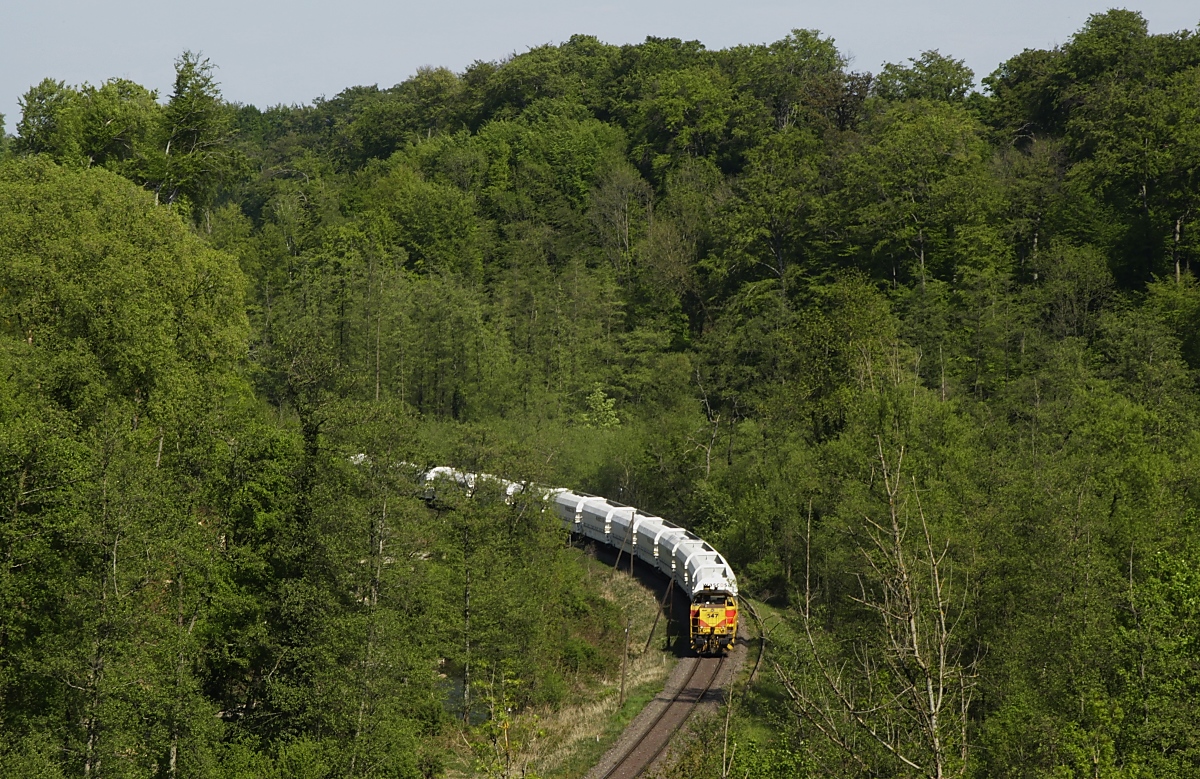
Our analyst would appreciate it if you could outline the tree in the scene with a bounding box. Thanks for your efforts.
[726,29,854,132]
[1069,66,1200,283]
[875,51,975,103]
[589,159,652,281]
[0,157,247,410]
[367,163,485,277]
[0,112,11,159]
[833,100,1005,287]
[14,79,83,162]
[147,52,239,213]
[753,335,983,778]
[0,157,248,777]
[714,127,822,298]
[14,54,240,221]
[628,65,743,176]
[76,79,160,173]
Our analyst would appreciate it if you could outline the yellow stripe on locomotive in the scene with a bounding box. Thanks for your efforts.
[689,590,737,655]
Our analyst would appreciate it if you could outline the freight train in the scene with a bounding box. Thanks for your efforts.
[419,467,739,655]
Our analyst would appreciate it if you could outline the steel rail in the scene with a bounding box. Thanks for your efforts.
[600,655,725,779]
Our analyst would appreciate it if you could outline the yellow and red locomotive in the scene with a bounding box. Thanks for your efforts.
[690,589,738,655]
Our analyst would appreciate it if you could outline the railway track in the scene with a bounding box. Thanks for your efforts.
[598,655,726,779]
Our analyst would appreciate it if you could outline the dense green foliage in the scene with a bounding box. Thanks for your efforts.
[5,10,1200,777]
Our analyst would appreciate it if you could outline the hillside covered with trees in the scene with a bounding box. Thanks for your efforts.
[3,8,1200,778]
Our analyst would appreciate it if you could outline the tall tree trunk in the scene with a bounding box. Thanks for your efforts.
[462,524,471,725]
[775,442,976,779]
[1175,215,1184,284]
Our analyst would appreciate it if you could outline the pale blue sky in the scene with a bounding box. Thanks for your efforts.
[2,1,1198,134]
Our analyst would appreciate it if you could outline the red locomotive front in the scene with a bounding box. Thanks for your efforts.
[690,590,737,654]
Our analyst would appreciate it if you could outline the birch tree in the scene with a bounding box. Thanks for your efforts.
[774,441,977,779]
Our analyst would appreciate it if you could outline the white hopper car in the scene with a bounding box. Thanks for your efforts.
[420,467,739,654]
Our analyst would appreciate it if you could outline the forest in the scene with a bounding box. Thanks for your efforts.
[3,8,1200,778]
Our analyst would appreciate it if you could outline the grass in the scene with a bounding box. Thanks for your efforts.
[443,551,678,779]
[732,597,795,747]
[541,673,671,778]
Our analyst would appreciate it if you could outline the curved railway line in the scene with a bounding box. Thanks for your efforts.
[415,466,744,777]
[591,600,768,778]
[595,655,726,779]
